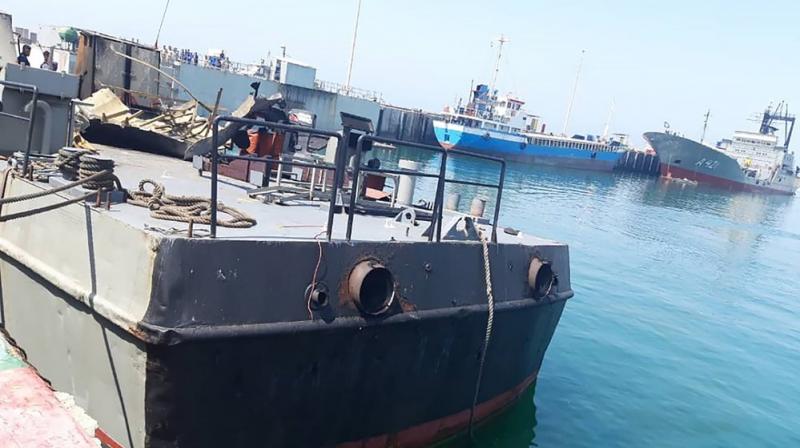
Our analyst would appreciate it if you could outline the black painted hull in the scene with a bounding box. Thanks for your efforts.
[1,229,572,447]
[144,298,566,447]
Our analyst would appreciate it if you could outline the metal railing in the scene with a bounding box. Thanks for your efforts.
[210,116,345,240]
[314,79,384,103]
[349,135,506,243]
[208,117,506,242]
[447,147,506,243]
[0,80,39,174]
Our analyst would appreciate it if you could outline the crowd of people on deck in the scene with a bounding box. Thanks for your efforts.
[161,45,231,70]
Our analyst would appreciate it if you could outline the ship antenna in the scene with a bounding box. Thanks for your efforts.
[602,99,615,140]
[785,103,795,148]
[345,0,364,93]
[489,35,509,94]
[154,0,170,47]
[562,49,586,135]
[700,109,711,144]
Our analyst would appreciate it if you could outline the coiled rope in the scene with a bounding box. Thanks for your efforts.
[127,179,256,228]
[56,148,84,180]
[78,155,119,191]
[468,229,496,439]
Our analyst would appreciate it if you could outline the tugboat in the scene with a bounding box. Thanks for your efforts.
[0,18,574,448]
[645,103,799,195]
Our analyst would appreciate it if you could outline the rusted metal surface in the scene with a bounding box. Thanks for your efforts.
[347,259,395,316]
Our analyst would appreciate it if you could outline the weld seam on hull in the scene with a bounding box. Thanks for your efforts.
[137,290,574,345]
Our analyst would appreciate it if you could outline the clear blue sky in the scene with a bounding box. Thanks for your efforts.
[5,0,800,147]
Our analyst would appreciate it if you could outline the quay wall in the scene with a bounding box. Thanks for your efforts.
[377,106,442,146]
[615,150,660,176]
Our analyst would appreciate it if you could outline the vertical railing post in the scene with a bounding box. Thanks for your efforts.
[22,86,39,176]
[210,117,220,238]
[433,151,448,242]
[345,135,366,240]
[491,160,506,243]
[325,134,344,241]
[66,99,76,147]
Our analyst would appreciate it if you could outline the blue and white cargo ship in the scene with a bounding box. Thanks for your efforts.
[433,83,628,171]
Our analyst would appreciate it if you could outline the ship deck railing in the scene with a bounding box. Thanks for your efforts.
[209,116,506,243]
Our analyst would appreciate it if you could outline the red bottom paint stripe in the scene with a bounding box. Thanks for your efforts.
[95,428,126,448]
[662,164,793,195]
[339,371,538,448]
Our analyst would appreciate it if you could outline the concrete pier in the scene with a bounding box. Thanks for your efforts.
[615,150,661,176]
[0,333,100,447]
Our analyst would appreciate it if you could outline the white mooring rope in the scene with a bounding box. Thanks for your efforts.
[468,229,496,440]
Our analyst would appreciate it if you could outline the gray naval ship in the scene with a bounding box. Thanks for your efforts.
[645,104,799,195]
[0,27,573,448]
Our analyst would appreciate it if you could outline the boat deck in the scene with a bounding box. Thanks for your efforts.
[23,145,556,246]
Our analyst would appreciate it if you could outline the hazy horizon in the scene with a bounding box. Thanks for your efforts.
[5,0,799,148]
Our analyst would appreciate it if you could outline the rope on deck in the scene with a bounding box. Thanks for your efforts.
[127,179,256,229]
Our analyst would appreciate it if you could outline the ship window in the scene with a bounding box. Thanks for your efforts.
[674,159,681,164]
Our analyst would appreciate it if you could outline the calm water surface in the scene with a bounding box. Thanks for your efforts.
[383,147,800,448]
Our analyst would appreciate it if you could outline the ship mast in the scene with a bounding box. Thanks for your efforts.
[489,35,509,94]
[602,99,615,140]
[562,49,585,135]
[700,109,711,144]
[154,0,170,47]
[345,0,363,93]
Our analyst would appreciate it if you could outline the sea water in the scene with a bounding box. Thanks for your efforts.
[379,147,800,448]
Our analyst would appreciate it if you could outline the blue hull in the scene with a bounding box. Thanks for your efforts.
[434,122,622,171]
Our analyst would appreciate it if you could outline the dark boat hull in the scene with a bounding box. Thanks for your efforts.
[0,226,572,448]
[146,298,566,447]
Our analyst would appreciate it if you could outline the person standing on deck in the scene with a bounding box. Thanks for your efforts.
[40,51,57,71]
[17,45,31,66]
